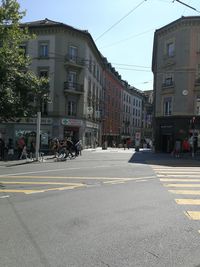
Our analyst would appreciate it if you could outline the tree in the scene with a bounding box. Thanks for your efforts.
[0,0,49,122]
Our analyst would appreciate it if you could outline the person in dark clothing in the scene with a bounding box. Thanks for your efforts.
[66,139,76,158]
[7,138,14,160]
[0,138,5,161]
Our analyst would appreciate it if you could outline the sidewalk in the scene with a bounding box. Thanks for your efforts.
[0,148,200,167]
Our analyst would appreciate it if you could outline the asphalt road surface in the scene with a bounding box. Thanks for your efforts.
[1,148,200,267]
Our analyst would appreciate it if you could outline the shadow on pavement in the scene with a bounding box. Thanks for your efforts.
[129,149,200,167]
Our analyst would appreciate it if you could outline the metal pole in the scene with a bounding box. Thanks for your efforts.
[192,128,195,158]
[35,111,41,161]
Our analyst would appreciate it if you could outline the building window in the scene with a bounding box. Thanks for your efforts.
[19,44,27,55]
[196,64,200,83]
[196,97,200,115]
[69,46,77,62]
[163,73,174,87]
[67,101,77,116]
[163,97,172,116]
[38,68,49,115]
[68,71,77,88]
[166,42,175,57]
[39,69,48,78]
[39,42,49,57]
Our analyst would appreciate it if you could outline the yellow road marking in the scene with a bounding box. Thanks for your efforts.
[0,176,155,195]
[160,179,200,182]
[0,184,85,194]
[175,199,200,205]
[184,211,200,220]
[169,190,200,195]
[104,180,125,184]
[0,181,83,186]
[0,175,154,181]
[0,175,155,181]
[1,175,129,180]
[158,174,200,177]
[157,172,199,174]
[164,184,200,188]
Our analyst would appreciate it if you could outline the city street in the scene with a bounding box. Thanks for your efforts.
[1,148,200,267]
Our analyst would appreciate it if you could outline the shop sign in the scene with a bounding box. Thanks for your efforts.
[86,121,98,129]
[135,132,141,141]
[7,117,53,125]
[61,118,83,126]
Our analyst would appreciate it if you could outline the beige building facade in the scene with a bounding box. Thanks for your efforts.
[0,19,104,149]
[152,16,200,152]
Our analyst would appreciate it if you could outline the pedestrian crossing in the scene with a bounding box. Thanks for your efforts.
[151,165,200,234]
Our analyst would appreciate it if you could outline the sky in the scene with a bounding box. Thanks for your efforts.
[17,0,200,91]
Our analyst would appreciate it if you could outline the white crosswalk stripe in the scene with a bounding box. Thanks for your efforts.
[151,164,200,234]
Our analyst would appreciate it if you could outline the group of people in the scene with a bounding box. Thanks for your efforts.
[173,138,191,157]
[0,135,83,161]
[0,137,29,161]
[51,138,82,160]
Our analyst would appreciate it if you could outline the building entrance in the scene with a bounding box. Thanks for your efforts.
[161,134,173,153]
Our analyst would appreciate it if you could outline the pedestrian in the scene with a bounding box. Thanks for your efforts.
[75,140,82,156]
[29,141,35,160]
[173,139,181,158]
[66,138,75,158]
[0,137,5,161]
[182,138,190,153]
[17,136,25,159]
[20,145,28,160]
[7,138,14,160]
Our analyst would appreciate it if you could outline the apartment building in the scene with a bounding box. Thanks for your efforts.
[102,59,124,147]
[142,90,153,145]
[152,16,200,152]
[0,18,149,150]
[129,87,144,146]
[0,18,104,148]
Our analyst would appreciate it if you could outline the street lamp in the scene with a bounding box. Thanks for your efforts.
[35,110,41,161]
[35,93,51,161]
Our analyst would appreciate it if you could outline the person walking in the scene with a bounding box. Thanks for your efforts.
[20,145,28,160]
[0,138,5,161]
[75,140,82,156]
[7,138,14,160]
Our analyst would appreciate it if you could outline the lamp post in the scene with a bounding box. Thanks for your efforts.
[35,92,51,161]
[35,111,41,161]
[191,116,195,158]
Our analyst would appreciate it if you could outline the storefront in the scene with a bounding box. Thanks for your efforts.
[61,118,83,144]
[0,117,53,151]
[154,116,199,153]
[85,121,99,148]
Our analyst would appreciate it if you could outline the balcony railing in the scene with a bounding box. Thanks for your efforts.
[162,81,174,88]
[65,54,85,68]
[64,82,84,94]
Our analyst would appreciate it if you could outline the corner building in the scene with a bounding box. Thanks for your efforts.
[152,16,200,152]
[0,19,104,148]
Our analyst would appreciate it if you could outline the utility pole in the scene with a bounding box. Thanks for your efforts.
[35,110,41,161]
[191,117,195,158]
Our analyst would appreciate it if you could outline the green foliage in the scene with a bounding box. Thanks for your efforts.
[0,0,49,121]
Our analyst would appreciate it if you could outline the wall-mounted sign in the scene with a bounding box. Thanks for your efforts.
[6,118,53,125]
[61,118,83,126]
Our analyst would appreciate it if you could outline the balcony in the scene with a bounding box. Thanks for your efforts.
[64,82,84,95]
[64,54,85,69]
[162,81,174,88]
